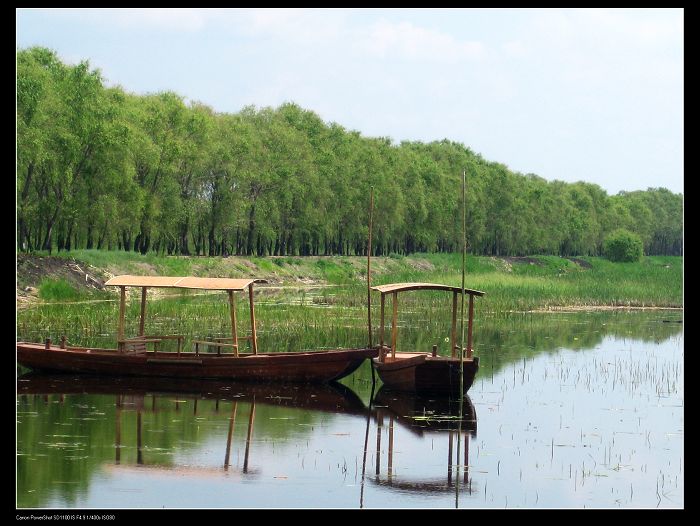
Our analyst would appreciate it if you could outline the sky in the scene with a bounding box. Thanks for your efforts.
[16,8,684,195]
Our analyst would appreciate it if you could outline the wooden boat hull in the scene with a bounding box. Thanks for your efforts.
[372,352,479,396]
[16,342,377,384]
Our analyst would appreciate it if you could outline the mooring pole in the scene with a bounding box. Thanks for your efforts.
[460,169,467,397]
[367,186,376,387]
[367,186,374,349]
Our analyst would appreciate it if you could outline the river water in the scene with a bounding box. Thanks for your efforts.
[16,309,683,509]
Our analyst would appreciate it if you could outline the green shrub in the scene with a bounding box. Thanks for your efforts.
[603,229,643,262]
[38,278,83,301]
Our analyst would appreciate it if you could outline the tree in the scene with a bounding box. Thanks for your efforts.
[603,229,644,262]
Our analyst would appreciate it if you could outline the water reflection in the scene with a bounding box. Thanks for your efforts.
[16,311,683,508]
[17,373,369,507]
[371,389,477,502]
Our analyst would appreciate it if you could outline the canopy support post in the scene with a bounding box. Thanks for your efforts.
[228,290,239,357]
[379,293,385,359]
[467,293,474,359]
[248,283,258,355]
[391,292,398,360]
[138,287,148,337]
[118,286,126,352]
[450,290,458,358]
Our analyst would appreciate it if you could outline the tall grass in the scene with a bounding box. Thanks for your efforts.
[37,278,84,301]
[23,251,682,311]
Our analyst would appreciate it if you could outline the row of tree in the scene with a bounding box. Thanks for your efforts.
[17,47,683,257]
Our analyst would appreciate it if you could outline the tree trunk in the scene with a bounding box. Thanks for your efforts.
[86,223,94,249]
[246,202,256,256]
[42,208,60,253]
[180,218,191,255]
[64,222,73,251]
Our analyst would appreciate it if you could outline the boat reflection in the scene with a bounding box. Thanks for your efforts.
[17,373,368,477]
[370,388,477,495]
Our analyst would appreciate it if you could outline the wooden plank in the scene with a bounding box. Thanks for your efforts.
[248,283,258,355]
[146,358,203,365]
[372,282,485,296]
[105,275,263,291]
[190,340,237,348]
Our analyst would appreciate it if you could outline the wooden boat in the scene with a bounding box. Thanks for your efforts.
[371,282,484,396]
[16,275,377,383]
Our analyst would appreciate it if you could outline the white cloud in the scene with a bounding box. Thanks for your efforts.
[24,8,207,33]
[231,8,349,45]
[501,40,527,58]
[359,20,485,63]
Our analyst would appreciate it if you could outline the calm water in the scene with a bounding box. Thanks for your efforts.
[17,308,683,509]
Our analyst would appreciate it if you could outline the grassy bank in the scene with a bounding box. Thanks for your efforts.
[17,250,683,312]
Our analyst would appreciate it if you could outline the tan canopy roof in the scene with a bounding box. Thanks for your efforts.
[105,275,265,291]
[371,282,485,296]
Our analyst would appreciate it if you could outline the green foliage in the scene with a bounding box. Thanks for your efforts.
[16,47,683,259]
[315,259,354,283]
[38,278,83,301]
[604,229,644,262]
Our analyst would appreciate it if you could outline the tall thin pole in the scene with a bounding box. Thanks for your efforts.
[367,186,374,349]
[456,168,467,508]
[460,169,467,398]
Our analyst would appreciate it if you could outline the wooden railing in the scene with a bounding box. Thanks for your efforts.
[118,334,184,354]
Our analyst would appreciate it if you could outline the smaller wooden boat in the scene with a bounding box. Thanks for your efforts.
[17,275,377,384]
[371,283,484,396]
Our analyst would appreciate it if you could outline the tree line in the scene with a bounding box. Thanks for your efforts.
[17,47,683,258]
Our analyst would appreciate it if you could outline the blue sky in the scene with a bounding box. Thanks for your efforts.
[16,8,684,195]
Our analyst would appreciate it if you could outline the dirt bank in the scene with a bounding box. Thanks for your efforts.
[17,254,110,306]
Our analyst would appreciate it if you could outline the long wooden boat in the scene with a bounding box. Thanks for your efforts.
[17,275,377,383]
[371,283,484,396]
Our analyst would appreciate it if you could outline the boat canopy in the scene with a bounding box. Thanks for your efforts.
[371,282,485,296]
[105,275,266,291]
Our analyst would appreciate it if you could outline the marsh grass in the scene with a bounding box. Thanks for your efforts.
[38,278,85,302]
[26,251,682,311]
